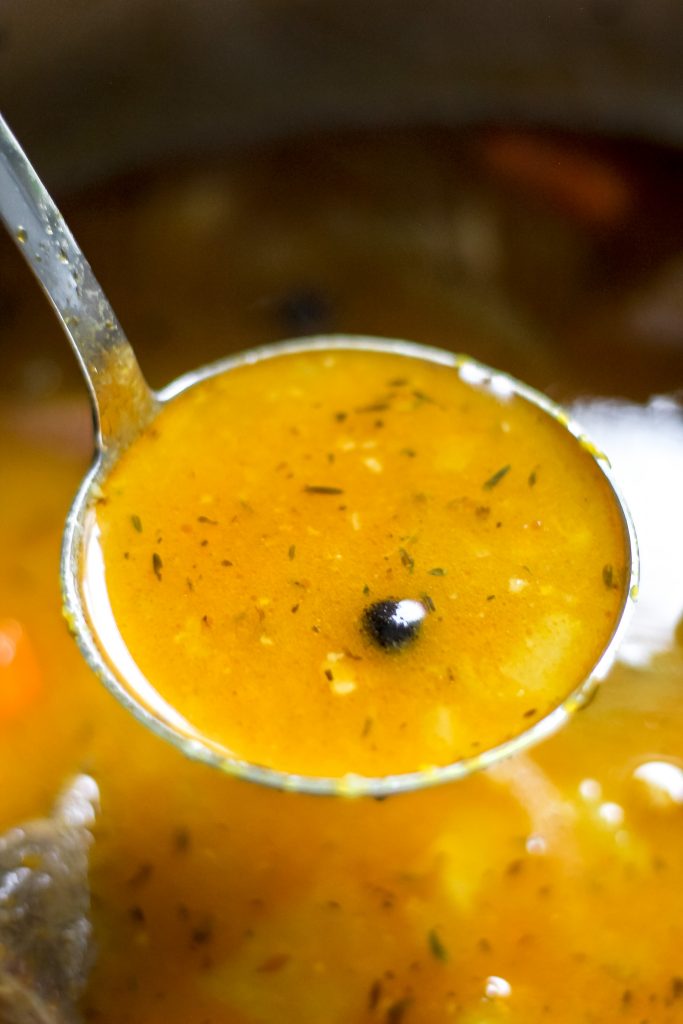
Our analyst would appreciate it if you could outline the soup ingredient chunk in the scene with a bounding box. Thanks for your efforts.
[0,776,98,1024]
[86,347,630,777]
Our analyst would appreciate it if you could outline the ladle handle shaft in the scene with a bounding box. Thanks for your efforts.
[0,113,157,454]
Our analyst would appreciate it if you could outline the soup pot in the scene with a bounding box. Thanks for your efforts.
[2,0,683,183]
[1,4,683,1024]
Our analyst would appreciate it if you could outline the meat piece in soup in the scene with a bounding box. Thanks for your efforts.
[0,777,98,1024]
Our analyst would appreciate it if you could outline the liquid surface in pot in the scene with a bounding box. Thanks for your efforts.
[0,127,682,1023]
[89,346,629,777]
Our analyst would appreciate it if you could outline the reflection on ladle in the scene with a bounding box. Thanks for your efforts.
[0,113,639,797]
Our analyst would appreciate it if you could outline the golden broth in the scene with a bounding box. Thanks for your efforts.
[1,128,682,1023]
[89,346,629,778]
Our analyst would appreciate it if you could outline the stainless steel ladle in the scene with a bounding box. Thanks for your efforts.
[0,112,640,797]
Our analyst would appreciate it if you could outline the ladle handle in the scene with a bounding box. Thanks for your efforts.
[0,113,157,455]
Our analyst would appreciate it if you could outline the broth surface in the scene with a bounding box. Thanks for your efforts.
[90,347,628,777]
[0,127,682,1023]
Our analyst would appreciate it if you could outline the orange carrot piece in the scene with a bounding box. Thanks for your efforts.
[480,131,633,227]
[0,619,43,723]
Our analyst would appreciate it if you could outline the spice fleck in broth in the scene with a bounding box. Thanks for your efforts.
[86,345,629,778]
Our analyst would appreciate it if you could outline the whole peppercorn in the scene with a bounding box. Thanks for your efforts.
[362,598,427,650]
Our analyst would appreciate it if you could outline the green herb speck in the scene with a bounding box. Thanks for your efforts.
[602,564,619,589]
[288,544,296,560]
[304,485,344,495]
[483,464,511,490]
[355,401,389,413]
[131,514,142,533]
[399,547,415,573]
[428,928,448,961]
[368,978,382,1011]
[386,996,413,1024]
[413,389,435,404]
[428,567,446,576]
[152,552,163,580]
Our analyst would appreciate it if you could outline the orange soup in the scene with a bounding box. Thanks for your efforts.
[1,127,682,1024]
[87,345,630,778]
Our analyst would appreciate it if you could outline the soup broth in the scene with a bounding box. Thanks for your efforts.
[88,345,629,778]
[1,127,682,1023]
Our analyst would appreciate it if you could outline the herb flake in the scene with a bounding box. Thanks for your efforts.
[483,464,511,490]
[428,928,448,962]
[152,552,163,580]
[602,563,619,589]
[131,514,142,533]
[304,485,345,495]
[399,547,415,573]
[386,997,413,1024]
[355,401,389,413]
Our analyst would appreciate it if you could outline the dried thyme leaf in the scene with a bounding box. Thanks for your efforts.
[427,567,446,576]
[386,997,413,1024]
[602,563,619,589]
[413,389,435,404]
[152,552,163,580]
[304,485,345,495]
[288,544,296,560]
[483,464,511,490]
[368,978,383,1010]
[399,547,415,573]
[355,402,389,413]
[130,514,142,533]
[428,928,448,961]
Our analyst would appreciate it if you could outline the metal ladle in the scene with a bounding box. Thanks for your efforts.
[0,113,639,797]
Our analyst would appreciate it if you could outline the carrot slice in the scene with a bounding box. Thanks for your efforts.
[0,619,43,723]
[480,131,633,228]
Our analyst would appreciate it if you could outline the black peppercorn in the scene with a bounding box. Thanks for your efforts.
[362,598,427,651]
